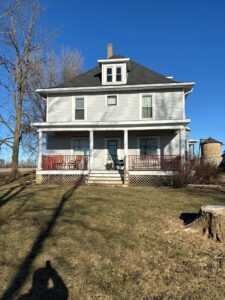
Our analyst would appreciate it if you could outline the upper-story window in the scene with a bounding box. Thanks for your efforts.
[101,63,127,85]
[142,95,153,119]
[107,95,117,106]
[107,67,113,82]
[75,97,85,120]
[116,67,122,81]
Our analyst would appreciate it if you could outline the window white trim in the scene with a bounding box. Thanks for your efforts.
[137,136,160,156]
[102,63,127,85]
[105,94,119,107]
[72,96,87,121]
[139,93,155,120]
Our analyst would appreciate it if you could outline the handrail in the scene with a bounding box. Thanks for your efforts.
[128,155,181,171]
[42,155,88,170]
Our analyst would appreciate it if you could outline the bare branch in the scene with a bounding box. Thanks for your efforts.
[0,114,14,134]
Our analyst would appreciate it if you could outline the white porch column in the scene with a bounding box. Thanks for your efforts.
[179,127,186,163]
[89,130,94,170]
[124,129,128,181]
[37,130,43,170]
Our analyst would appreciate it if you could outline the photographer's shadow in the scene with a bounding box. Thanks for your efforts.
[17,261,68,300]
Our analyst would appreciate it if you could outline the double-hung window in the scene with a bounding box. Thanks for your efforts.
[107,67,113,82]
[116,67,122,81]
[75,97,85,120]
[142,95,153,119]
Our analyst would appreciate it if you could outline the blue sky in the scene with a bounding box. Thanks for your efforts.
[40,0,224,145]
[1,0,225,160]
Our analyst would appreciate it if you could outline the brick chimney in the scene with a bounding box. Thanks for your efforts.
[107,43,113,58]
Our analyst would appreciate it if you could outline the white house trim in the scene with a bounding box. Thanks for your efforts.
[46,97,49,123]
[102,63,127,85]
[98,58,130,63]
[32,119,191,127]
[37,125,186,133]
[36,82,195,96]
[128,170,175,176]
[37,170,89,175]
[182,92,186,120]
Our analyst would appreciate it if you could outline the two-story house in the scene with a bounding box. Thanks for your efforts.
[33,44,195,185]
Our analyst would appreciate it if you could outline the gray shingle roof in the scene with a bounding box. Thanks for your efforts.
[53,58,179,89]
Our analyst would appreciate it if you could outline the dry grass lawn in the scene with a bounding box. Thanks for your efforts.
[0,181,225,299]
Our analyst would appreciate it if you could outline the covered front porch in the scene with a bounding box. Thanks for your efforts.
[37,127,186,173]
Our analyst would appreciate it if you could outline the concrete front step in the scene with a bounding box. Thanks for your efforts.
[89,170,121,174]
[88,170,124,185]
[89,173,122,178]
[88,180,123,185]
[88,177,123,182]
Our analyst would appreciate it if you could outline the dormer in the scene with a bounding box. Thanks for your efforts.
[98,43,129,85]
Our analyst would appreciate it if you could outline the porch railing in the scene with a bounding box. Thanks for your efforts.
[42,155,88,170]
[128,155,181,171]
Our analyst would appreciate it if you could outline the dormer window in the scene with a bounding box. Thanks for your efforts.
[116,67,122,81]
[101,63,127,85]
[107,67,113,82]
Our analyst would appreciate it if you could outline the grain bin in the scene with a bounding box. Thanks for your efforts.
[200,137,223,166]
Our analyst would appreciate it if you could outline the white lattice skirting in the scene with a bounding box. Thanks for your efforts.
[129,175,173,186]
[37,174,88,184]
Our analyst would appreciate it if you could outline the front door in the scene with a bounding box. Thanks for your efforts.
[106,139,119,166]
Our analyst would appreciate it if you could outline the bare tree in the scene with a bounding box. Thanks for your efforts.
[61,48,83,84]
[0,0,42,178]
[22,48,83,158]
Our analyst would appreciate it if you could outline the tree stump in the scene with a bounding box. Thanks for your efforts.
[199,205,225,242]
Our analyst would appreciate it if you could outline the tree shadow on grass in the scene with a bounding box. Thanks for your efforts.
[0,184,28,208]
[1,176,84,300]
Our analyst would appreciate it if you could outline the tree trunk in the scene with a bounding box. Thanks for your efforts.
[10,96,22,180]
[199,205,225,242]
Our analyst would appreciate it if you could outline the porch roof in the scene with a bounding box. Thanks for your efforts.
[32,119,190,132]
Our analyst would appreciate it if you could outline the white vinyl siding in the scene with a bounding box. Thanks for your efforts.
[47,91,184,122]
